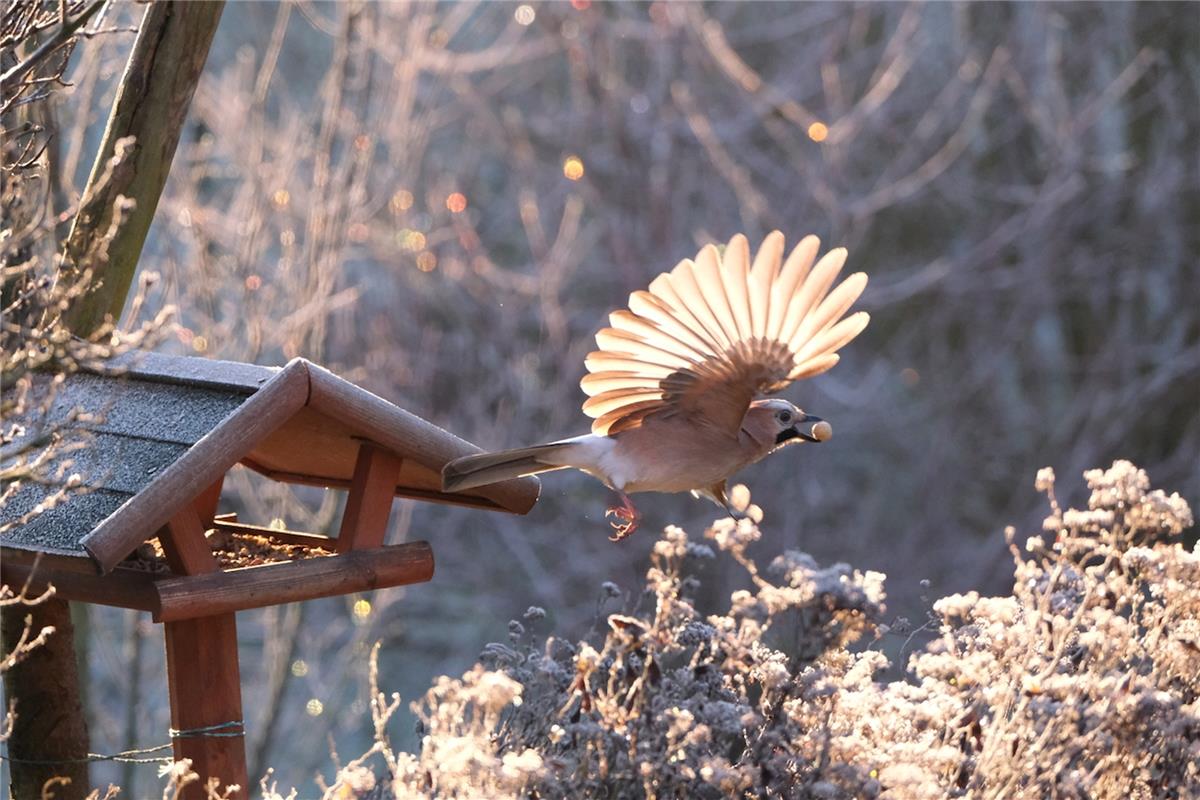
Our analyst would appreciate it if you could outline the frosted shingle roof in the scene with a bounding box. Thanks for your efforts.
[1,356,270,558]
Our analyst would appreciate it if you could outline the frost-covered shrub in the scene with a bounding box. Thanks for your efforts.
[325,462,1196,799]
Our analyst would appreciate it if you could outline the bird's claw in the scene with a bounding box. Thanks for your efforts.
[605,506,640,541]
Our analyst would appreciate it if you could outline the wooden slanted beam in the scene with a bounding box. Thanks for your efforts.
[82,358,310,574]
[336,440,403,553]
[155,541,434,623]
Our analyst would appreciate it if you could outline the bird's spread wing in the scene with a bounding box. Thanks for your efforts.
[581,232,869,436]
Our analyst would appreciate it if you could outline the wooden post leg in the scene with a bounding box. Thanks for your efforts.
[194,476,225,525]
[163,614,248,799]
[337,441,403,553]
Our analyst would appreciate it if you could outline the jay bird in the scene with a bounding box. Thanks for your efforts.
[443,232,868,540]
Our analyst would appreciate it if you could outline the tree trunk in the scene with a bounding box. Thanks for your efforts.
[1,600,91,799]
[62,0,226,335]
[5,3,225,798]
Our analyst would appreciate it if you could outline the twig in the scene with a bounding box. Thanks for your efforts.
[0,0,106,92]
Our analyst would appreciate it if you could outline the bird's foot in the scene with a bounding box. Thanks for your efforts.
[605,494,641,542]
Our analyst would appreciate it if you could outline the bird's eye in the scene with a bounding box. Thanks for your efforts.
[777,410,792,424]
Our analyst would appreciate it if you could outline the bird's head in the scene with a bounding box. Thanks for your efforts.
[744,398,832,451]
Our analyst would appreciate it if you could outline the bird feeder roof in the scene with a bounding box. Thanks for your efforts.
[1,352,539,573]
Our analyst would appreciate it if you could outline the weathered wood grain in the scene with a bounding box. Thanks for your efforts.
[164,614,247,800]
[305,363,540,514]
[154,541,434,622]
[0,560,161,612]
[336,441,403,553]
[160,505,218,575]
[82,359,309,573]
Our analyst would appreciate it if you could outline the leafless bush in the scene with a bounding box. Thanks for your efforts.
[301,462,1194,799]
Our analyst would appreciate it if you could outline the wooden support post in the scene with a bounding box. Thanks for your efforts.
[194,476,225,525]
[160,505,218,575]
[336,441,403,553]
[163,614,247,799]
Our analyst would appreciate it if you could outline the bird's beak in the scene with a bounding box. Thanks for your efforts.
[775,414,825,444]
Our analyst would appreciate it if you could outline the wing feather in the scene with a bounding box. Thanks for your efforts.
[794,311,871,364]
[581,371,656,396]
[789,353,840,381]
[748,231,784,338]
[789,273,869,353]
[767,235,820,341]
[607,311,712,362]
[626,293,718,356]
[778,246,847,347]
[582,233,870,436]
[693,244,743,345]
[661,260,733,350]
[582,388,666,418]
[595,399,667,436]
[595,328,696,366]
[582,353,677,377]
[721,234,754,341]
[648,271,727,352]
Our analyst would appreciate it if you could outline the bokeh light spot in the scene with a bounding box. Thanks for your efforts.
[191,336,208,354]
[515,5,535,25]
[352,598,372,620]
[446,192,467,213]
[807,121,829,142]
[416,251,438,272]
[563,155,585,181]
[245,275,262,291]
[272,189,290,208]
[390,190,414,212]
[305,698,323,717]
[291,659,308,677]
[398,229,426,252]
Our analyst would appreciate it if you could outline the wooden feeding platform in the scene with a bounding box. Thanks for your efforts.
[0,352,539,797]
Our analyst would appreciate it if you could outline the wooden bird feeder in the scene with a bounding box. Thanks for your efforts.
[0,352,538,797]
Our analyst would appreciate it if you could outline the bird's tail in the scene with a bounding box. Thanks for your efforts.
[442,442,575,493]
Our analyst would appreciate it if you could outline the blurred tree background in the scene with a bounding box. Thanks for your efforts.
[16,1,1199,793]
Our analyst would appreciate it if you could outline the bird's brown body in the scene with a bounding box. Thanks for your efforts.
[576,403,782,494]
[442,231,867,538]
